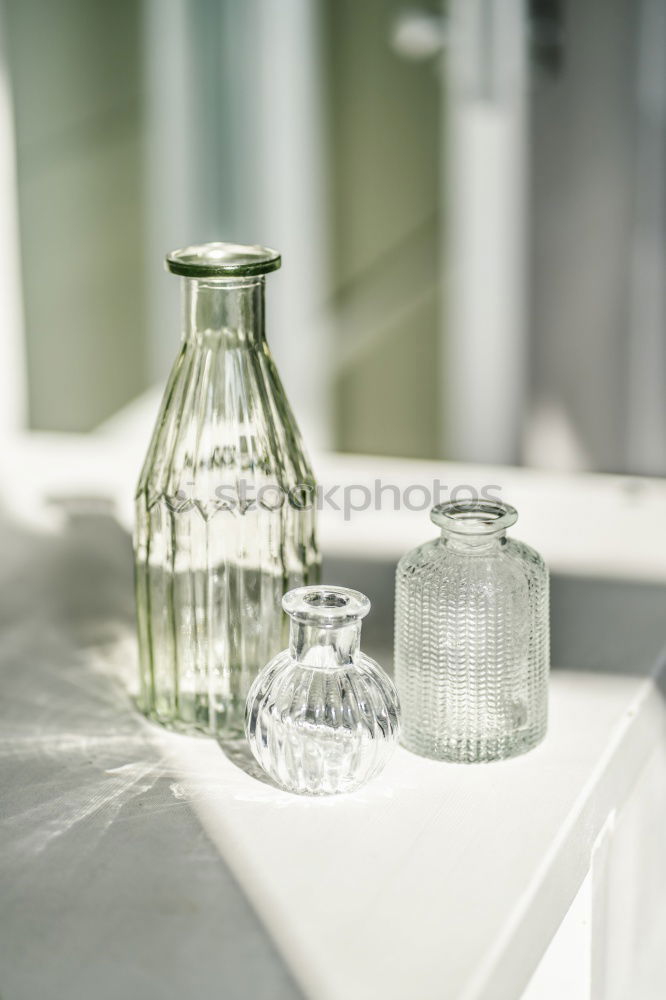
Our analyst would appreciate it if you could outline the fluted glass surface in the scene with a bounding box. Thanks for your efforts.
[134,244,320,737]
[246,586,400,795]
[395,501,549,762]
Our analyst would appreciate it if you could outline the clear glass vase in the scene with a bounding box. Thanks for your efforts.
[395,500,549,762]
[134,243,320,737]
[246,586,400,795]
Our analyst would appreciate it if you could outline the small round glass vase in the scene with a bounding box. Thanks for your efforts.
[395,500,549,763]
[245,586,400,795]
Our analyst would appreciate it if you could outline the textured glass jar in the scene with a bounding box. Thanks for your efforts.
[395,501,549,762]
[134,243,320,737]
[246,586,400,795]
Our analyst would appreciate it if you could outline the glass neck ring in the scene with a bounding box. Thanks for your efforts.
[283,586,370,669]
[183,276,265,344]
[431,500,517,550]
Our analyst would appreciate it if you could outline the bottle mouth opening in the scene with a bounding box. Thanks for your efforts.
[304,592,348,609]
[430,500,518,535]
[166,242,281,278]
[283,585,370,624]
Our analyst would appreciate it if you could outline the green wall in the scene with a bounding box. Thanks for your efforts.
[325,0,442,458]
[5,0,147,432]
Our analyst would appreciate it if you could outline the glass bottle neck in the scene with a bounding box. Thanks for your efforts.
[289,620,362,668]
[182,276,265,345]
[441,530,506,552]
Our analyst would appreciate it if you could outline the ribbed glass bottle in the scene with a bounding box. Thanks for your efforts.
[395,501,549,762]
[246,586,400,795]
[134,243,320,737]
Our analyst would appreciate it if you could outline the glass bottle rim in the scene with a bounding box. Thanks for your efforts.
[283,585,370,625]
[431,499,518,535]
[166,242,281,278]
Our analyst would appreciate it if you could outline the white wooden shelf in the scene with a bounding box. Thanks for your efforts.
[1,416,666,998]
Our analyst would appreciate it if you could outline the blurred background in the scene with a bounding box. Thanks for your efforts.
[0,0,664,474]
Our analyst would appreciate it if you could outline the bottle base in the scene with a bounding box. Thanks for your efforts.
[139,702,246,741]
[267,779,369,797]
[401,725,547,763]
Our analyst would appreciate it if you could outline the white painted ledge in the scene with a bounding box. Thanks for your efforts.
[2,407,666,998]
[156,661,666,1000]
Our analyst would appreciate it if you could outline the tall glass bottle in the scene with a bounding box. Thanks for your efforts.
[134,243,320,737]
